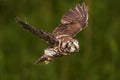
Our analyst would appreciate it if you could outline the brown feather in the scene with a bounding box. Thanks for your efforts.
[52,3,88,37]
[16,17,59,47]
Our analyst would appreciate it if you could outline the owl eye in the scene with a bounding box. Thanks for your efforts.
[67,40,79,53]
[65,43,68,49]
[65,41,73,48]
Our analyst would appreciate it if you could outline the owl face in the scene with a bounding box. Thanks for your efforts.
[67,39,79,53]
[61,39,79,53]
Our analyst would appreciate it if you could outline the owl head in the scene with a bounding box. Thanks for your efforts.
[60,39,79,54]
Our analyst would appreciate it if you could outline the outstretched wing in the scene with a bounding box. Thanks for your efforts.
[52,3,88,37]
[16,17,58,47]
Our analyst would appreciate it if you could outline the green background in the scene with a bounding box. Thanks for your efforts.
[0,0,120,80]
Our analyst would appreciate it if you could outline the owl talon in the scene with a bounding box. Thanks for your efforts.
[34,55,53,64]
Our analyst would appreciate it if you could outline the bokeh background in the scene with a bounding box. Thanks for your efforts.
[0,0,120,80]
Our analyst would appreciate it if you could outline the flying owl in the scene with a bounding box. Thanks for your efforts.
[16,3,88,64]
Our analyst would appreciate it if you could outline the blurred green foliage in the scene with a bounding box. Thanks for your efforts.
[0,0,120,80]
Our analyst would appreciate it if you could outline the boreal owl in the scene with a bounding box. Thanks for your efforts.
[16,2,88,64]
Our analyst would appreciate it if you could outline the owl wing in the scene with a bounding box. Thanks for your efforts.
[52,3,88,37]
[16,17,58,47]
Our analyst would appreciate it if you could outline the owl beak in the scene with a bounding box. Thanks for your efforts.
[74,45,79,52]
[76,47,79,52]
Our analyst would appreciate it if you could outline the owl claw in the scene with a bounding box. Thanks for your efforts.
[34,55,53,64]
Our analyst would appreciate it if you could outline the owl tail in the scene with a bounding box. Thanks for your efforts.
[34,48,63,64]
[34,54,64,64]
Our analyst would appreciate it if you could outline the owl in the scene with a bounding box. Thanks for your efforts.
[16,3,88,64]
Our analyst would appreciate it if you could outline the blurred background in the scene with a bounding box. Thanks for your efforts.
[0,0,120,80]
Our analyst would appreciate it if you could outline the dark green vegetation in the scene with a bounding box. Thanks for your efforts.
[0,0,120,80]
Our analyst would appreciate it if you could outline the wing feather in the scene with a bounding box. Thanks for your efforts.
[52,3,88,37]
[16,17,58,47]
